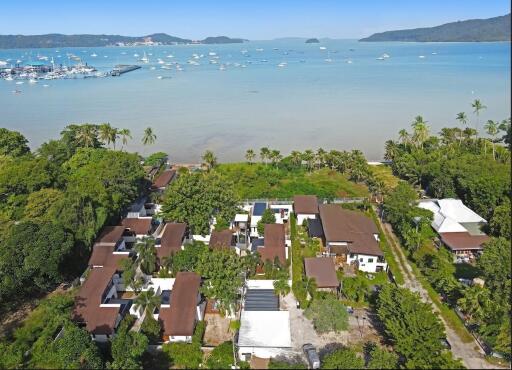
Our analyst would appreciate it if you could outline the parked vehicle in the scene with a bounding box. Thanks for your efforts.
[303,343,320,369]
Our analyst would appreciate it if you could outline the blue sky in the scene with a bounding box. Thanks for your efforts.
[1,0,509,39]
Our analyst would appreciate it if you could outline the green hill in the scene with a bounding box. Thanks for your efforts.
[360,13,511,42]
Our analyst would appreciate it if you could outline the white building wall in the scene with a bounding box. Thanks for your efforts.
[238,347,292,361]
[347,254,387,273]
[297,213,316,225]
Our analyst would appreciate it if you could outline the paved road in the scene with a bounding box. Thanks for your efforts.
[377,213,502,369]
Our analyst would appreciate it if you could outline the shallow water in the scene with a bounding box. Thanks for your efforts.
[0,39,510,161]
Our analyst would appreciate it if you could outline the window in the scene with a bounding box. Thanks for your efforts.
[368,258,374,263]
[359,258,363,262]
[350,254,355,259]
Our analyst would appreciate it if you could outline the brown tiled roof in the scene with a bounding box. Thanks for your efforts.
[319,205,382,256]
[258,224,286,264]
[440,232,489,251]
[121,217,153,235]
[88,244,130,269]
[304,257,339,288]
[209,229,234,249]
[152,170,176,189]
[294,195,319,214]
[156,223,186,260]
[72,267,119,335]
[159,272,200,336]
[96,226,125,246]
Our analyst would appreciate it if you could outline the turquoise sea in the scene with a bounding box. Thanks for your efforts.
[0,39,510,161]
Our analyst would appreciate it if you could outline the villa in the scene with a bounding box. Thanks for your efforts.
[120,217,155,239]
[317,204,387,273]
[155,222,188,264]
[304,257,340,292]
[151,169,176,192]
[252,224,289,265]
[418,198,490,262]
[209,229,235,249]
[293,195,319,225]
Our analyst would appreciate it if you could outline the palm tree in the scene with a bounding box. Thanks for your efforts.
[411,115,430,148]
[270,149,282,167]
[135,237,157,275]
[484,120,499,160]
[98,123,113,147]
[245,149,255,164]
[290,150,302,167]
[273,278,290,297]
[302,149,315,172]
[398,129,410,147]
[456,112,468,144]
[471,99,487,136]
[202,150,217,171]
[316,148,326,169]
[142,127,157,146]
[75,124,97,148]
[457,286,492,324]
[133,287,161,316]
[259,147,270,165]
[118,128,132,150]
[384,140,399,161]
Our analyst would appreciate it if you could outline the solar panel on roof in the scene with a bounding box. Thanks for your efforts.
[253,203,267,216]
[244,289,279,311]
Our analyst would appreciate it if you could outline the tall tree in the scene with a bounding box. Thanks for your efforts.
[118,128,132,150]
[134,287,161,316]
[290,150,303,167]
[74,124,98,148]
[142,127,157,146]
[472,99,487,136]
[260,147,270,164]
[202,150,217,171]
[245,149,255,164]
[411,115,430,148]
[0,128,30,157]
[398,129,410,146]
[484,119,499,160]
[135,237,157,275]
[456,112,468,144]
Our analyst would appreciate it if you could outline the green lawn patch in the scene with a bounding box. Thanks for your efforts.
[215,163,368,199]
[369,165,399,190]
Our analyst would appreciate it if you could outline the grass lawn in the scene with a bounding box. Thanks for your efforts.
[369,164,399,190]
[215,163,368,199]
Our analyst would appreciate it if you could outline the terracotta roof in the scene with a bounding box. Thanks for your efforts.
[159,272,201,336]
[72,267,119,335]
[156,223,186,260]
[319,205,382,256]
[96,226,125,246]
[88,244,130,269]
[294,195,319,214]
[258,224,286,264]
[209,229,234,249]
[439,232,490,251]
[304,257,339,288]
[152,170,176,189]
[121,217,153,235]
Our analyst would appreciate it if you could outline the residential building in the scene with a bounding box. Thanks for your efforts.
[159,272,204,342]
[151,169,176,192]
[293,195,319,225]
[318,204,387,273]
[304,257,340,292]
[418,198,489,261]
[253,224,289,265]
[270,204,293,224]
[121,217,155,241]
[155,223,187,265]
[232,213,249,248]
[209,229,235,249]
[250,202,268,238]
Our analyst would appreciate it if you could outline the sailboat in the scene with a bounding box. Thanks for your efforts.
[140,52,149,63]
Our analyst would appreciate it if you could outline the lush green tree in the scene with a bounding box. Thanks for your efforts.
[260,147,270,164]
[98,123,118,149]
[304,295,348,333]
[273,276,291,297]
[135,237,157,275]
[23,188,64,221]
[0,128,30,157]
[365,343,398,369]
[342,275,370,303]
[110,316,148,369]
[163,342,202,369]
[141,315,162,344]
[202,150,217,171]
[494,319,511,359]
[74,124,100,148]
[142,127,157,146]
[134,288,161,316]
[206,341,234,369]
[118,128,132,150]
[0,222,74,303]
[171,241,209,274]
[256,208,276,235]
[322,347,365,369]
[456,112,468,144]
[376,285,461,369]
[489,198,511,238]
[161,172,238,235]
[144,151,168,166]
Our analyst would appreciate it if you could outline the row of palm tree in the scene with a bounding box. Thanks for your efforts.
[73,124,157,149]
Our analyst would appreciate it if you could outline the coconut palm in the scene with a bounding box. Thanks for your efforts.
[270,149,282,167]
[384,140,398,161]
[457,286,492,324]
[290,150,303,167]
[273,278,290,297]
[484,120,500,160]
[135,237,157,275]
[316,148,326,169]
[133,287,161,316]
[259,147,270,164]
[471,99,487,136]
[245,149,255,164]
[398,129,410,146]
[98,123,113,146]
[302,149,315,172]
[202,150,217,171]
[456,112,468,144]
[118,128,132,150]
[75,124,98,148]
[142,127,157,146]
[411,115,430,148]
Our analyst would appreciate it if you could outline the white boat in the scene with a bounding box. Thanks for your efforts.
[324,58,333,62]
[16,59,22,64]
[376,57,385,60]
[0,60,8,66]
[161,65,172,70]
[382,53,390,58]
[157,58,165,64]
[256,48,264,52]
[134,53,140,57]
[140,52,149,63]
[277,62,287,67]
[209,52,217,56]
[91,53,98,57]
[15,81,24,85]
[166,54,174,58]
[4,76,13,81]
[150,66,156,70]
[419,55,426,59]
[431,52,437,55]
[43,84,49,87]
[157,76,163,79]
[346,60,353,64]
[219,65,226,71]
[319,46,327,50]
[121,51,127,55]
[29,78,38,84]
[209,59,218,64]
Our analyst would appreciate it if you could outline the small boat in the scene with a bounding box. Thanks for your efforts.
[382,53,390,58]
[157,58,165,64]
[319,46,327,50]
[277,62,287,67]
[91,53,98,57]
[209,52,217,56]
[43,84,49,87]
[15,81,24,85]
[219,65,226,71]
[346,60,353,64]
[166,54,174,58]
[121,51,127,55]
[4,76,14,81]
[29,78,38,84]
[157,76,163,79]
[140,52,149,63]
[150,66,156,70]
[256,48,264,52]
[12,89,22,94]
[418,55,426,59]
[431,52,437,55]
[324,58,333,62]
[376,57,385,60]
[349,48,355,51]
[134,53,140,57]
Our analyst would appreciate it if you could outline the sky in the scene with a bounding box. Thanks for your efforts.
[0,0,510,39]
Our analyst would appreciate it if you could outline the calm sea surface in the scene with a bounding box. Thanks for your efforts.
[0,40,510,161]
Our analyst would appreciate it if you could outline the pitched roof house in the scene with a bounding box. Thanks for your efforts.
[304,257,339,289]
[152,169,176,190]
[156,223,187,260]
[256,224,287,264]
[209,229,234,249]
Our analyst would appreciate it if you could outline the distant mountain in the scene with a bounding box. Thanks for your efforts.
[305,38,320,43]
[201,36,245,44]
[0,33,245,49]
[360,14,511,42]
